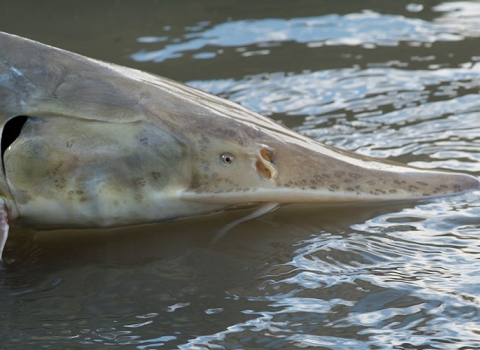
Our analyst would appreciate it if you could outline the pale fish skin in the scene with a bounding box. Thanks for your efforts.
[0,32,478,260]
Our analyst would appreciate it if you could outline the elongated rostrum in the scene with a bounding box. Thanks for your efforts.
[0,32,478,260]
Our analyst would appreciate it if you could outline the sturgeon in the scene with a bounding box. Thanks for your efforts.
[0,32,478,259]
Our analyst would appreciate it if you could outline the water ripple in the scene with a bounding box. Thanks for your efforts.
[3,2,480,350]
[175,193,480,348]
[132,7,480,63]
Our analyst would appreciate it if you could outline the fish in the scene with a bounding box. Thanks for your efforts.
[0,31,478,260]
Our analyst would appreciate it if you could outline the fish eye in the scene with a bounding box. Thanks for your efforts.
[221,153,235,165]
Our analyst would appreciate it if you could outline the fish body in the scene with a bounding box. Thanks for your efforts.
[0,32,478,259]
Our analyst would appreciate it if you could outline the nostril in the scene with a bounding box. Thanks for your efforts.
[260,148,273,162]
[2,116,28,159]
[256,159,272,179]
[256,147,278,181]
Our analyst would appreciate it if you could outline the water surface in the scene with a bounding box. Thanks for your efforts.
[1,1,480,349]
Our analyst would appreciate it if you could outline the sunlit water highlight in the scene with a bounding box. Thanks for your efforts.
[132,3,480,63]
[1,1,480,349]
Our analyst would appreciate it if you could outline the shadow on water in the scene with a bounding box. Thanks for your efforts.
[0,201,439,349]
[4,202,413,271]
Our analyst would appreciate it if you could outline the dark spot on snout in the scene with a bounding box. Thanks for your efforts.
[66,139,75,148]
[133,177,146,187]
[151,171,162,180]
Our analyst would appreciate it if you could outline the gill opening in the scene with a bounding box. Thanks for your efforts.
[1,116,28,171]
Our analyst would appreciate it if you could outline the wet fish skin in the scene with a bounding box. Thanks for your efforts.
[0,31,478,260]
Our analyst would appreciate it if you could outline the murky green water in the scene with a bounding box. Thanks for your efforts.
[1,1,480,349]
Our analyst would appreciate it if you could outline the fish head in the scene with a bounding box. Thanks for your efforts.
[179,110,480,206]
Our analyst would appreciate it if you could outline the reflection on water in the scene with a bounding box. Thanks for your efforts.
[1,0,480,349]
